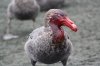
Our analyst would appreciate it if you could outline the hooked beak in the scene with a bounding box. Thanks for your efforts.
[62,17,78,32]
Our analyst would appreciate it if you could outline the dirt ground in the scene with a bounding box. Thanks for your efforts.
[0,0,100,66]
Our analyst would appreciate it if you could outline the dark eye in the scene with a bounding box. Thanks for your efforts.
[60,13,66,17]
[52,14,59,19]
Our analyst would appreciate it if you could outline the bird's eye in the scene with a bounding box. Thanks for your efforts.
[52,14,59,19]
[60,14,65,17]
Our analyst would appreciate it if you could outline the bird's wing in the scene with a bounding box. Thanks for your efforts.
[64,32,73,56]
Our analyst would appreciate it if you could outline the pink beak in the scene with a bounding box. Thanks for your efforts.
[63,17,78,32]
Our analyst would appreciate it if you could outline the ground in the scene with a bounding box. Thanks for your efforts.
[0,0,100,66]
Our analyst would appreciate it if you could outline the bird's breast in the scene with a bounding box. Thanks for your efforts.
[28,39,67,64]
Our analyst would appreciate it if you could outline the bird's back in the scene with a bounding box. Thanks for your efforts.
[36,0,65,11]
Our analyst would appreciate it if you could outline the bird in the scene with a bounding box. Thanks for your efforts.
[24,9,78,66]
[36,0,65,11]
[3,0,40,40]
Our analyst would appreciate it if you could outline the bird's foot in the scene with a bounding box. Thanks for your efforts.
[3,34,19,40]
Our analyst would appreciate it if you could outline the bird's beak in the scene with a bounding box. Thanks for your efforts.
[62,17,78,32]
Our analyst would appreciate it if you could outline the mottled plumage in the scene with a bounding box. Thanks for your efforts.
[25,9,78,66]
[25,26,72,64]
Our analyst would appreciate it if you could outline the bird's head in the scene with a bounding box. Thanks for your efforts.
[45,9,78,32]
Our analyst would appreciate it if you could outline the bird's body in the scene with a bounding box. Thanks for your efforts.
[25,9,78,66]
[8,0,40,20]
[36,0,65,11]
[25,26,72,64]
[3,0,40,40]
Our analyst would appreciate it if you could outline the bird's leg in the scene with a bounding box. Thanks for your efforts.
[32,18,36,22]
[32,19,36,29]
[6,18,12,34]
[31,59,36,66]
[3,18,18,40]
[61,58,68,66]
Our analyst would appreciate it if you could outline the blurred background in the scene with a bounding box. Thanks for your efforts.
[0,0,100,66]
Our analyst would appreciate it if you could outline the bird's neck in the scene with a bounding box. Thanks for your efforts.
[50,23,65,44]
